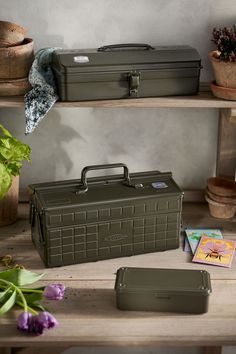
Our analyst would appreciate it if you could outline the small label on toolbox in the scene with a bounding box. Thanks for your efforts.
[74,56,89,63]
[152,181,168,189]
[105,234,128,242]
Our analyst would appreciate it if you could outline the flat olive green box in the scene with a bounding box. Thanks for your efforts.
[29,163,183,268]
[51,44,201,101]
[115,267,212,314]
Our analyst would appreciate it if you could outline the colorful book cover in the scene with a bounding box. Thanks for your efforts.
[185,229,223,254]
[192,236,236,268]
[184,236,191,252]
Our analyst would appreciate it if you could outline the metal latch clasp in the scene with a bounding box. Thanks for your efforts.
[128,71,141,97]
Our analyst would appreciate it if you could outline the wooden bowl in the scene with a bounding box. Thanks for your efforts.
[0,77,31,96]
[0,20,26,48]
[207,177,236,197]
[0,38,34,79]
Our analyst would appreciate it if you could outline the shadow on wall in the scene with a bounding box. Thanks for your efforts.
[0,107,82,187]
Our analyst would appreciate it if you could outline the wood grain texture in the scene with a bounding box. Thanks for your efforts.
[217,109,236,178]
[202,347,222,354]
[9,348,70,354]
[229,108,236,123]
[1,88,236,108]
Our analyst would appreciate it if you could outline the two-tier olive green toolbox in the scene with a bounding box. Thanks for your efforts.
[51,43,202,101]
[115,267,212,314]
[29,163,183,267]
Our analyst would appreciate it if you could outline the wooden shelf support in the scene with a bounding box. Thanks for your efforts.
[229,108,236,123]
[202,346,222,354]
[216,108,236,178]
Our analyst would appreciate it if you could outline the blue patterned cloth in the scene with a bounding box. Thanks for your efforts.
[24,48,59,135]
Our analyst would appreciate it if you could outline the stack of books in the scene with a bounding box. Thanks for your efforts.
[184,229,235,268]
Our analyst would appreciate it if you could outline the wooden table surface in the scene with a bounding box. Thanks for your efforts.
[0,203,235,353]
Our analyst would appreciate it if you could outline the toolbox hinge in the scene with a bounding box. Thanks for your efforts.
[29,202,36,226]
[36,211,45,245]
[128,71,141,97]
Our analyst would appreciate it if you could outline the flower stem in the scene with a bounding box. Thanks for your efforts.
[20,288,43,294]
[0,279,28,312]
[16,300,38,315]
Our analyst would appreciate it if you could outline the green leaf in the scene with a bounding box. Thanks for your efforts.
[0,162,12,199]
[31,303,47,312]
[0,138,14,160]
[0,286,12,303]
[19,292,43,304]
[0,268,45,287]
[0,124,12,138]
[0,290,16,315]
[6,161,22,176]
[0,137,31,162]
[0,124,31,199]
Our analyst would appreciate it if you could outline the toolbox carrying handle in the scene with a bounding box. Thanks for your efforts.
[77,163,133,193]
[97,43,154,52]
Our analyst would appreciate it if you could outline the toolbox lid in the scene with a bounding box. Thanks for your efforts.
[29,171,183,210]
[52,45,201,73]
[115,267,212,296]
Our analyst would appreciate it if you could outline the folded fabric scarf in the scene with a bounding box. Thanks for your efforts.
[24,48,59,135]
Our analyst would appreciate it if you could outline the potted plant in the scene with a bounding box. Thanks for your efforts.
[209,25,236,98]
[0,124,31,226]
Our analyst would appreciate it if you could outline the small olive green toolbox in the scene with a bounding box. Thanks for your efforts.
[29,163,183,267]
[51,43,201,101]
[115,267,212,314]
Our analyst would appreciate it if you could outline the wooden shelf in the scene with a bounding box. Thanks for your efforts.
[0,83,235,178]
[1,86,236,109]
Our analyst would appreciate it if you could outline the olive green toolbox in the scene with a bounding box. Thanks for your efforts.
[29,163,183,267]
[115,267,212,314]
[51,43,202,101]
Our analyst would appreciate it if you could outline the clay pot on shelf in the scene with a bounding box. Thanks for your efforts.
[0,38,34,79]
[205,177,236,219]
[209,50,236,100]
[208,26,236,101]
[205,194,236,219]
[209,51,236,89]
[206,187,236,204]
[0,20,34,97]
[0,176,19,226]
[207,177,236,197]
[0,20,26,48]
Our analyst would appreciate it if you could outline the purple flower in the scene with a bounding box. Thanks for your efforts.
[43,283,65,300]
[17,311,58,335]
[17,311,33,333]
[32,311,58,335]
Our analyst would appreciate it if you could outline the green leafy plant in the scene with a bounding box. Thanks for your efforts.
[212,26,236,61]
[0,124,31,199]
[0,267,65,335]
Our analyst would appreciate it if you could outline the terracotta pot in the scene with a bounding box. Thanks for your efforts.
[0,176,19,226]
[0,38,34,79]
[205,194,236,219]
[0,20,26,48]
[210,81,236,101]
[209,51,236,89]
[206,188,236,204]
[0,77,31,96]
[207,177,236,197]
